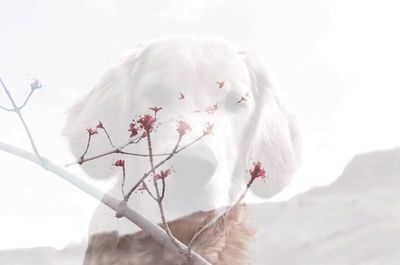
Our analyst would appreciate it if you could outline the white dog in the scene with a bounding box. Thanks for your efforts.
[63,35,302,264]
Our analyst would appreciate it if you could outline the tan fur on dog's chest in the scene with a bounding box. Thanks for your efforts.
[84,204,255,265]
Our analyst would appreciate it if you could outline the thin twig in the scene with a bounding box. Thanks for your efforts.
[18,89,35,110]
[160,176,166,200]
[65,136,144,167]
[65,131,204,167]
[187,177,254,253]
[0,104,13,111]
[121,163,126,197]
[100,126,115,148]
[0,78,43,165]
[79,133,92,163]
[146,131,184,254]
[142,181,158,201]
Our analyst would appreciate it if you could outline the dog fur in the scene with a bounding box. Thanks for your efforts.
[83,204,254,265]
[63,35,302,264]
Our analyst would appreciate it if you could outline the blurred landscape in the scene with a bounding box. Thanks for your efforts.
[1,148,399,265]
[251,147,400,264]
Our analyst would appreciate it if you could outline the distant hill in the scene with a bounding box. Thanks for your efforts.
[1,148,399,265]
[249,147,400,265]
[0,243,85,265]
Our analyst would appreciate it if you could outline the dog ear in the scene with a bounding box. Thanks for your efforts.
[62,44,146,180]
[239,51,302,199]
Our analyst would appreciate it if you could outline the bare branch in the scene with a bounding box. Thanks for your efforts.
[0,141,211,265]
[0,78,43,165]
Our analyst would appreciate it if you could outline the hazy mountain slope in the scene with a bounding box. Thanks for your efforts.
[0,243,85,265]
[249,148,400,265]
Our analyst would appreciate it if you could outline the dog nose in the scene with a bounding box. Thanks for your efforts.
[160,142,218,183]
[174,151,217,179]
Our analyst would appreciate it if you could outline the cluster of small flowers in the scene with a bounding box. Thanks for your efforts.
[176,120,191,136]
[86,121,104,136]
[249,161,267,181]
[128,108,160,138]
[86,128,97,136]
[114,159,125,167]
[153,168,172,181]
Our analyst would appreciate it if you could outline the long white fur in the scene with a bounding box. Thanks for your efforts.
[62,35,302,235]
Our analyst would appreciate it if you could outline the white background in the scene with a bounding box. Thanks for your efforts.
[0,0,399,249]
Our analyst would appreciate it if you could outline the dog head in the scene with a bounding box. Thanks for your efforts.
[63,35,302,221]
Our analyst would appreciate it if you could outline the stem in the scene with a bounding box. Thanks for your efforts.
[79,133,92,162]
[121,164,126,197]
[18,89,35,110]
[100,126,115,148]
[146,131,183,253]
[65,136,144,167]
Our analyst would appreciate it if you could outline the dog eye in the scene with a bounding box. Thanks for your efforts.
[141,86,172,104]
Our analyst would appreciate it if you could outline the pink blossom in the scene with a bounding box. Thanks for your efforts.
[153,169,172,181]
[128,122,139,137]
[86,128,98,136]
[176,120,191,136]
[249,161,266,180]
[96,121,104,129]
[114,159,125,167]
[137,114,156,132]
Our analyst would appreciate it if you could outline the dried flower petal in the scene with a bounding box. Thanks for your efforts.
[86,128,98,136]
[205,103,218,114]
[216,80,225,89]
[153,168,172,181]
[137,114,156,132]
[114,159,125,167]
[176,120,191,136]
[249,161,266,180]
[203,123,214,136]
[96,121,104,129]
[128,122,139,137]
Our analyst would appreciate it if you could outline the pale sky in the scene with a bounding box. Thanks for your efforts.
[1,0,399,249]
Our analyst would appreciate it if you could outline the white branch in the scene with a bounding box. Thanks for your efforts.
[0,141,211,265]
